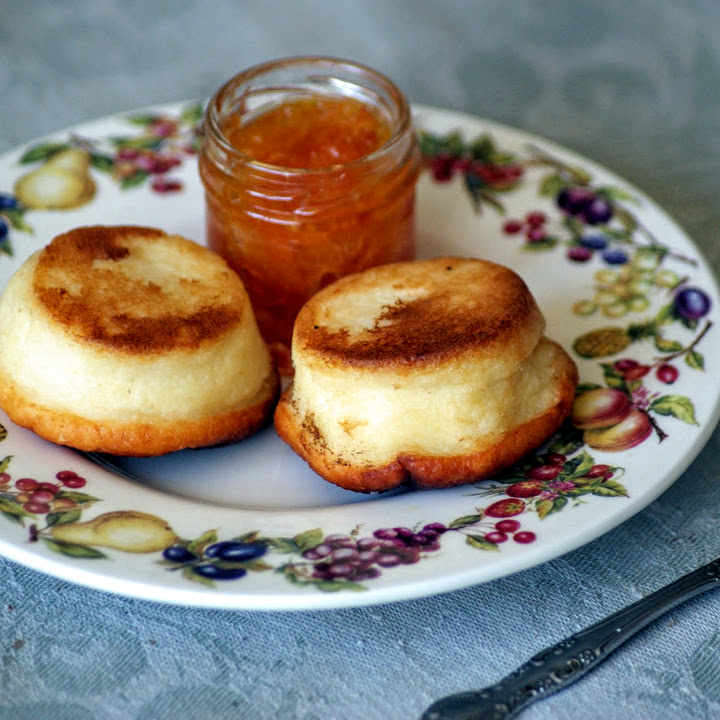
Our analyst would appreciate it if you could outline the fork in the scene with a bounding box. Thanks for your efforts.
[420,557,720,720]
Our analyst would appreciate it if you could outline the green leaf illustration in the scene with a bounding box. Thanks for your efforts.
[183,565,215,587]
[547,423,585,456]
[43,539,107,559]
[598,185,638,204]
[521,236,558,251]
[535,499,555,519]
[655,302,676,325]
[601,362,627,390]
[267,537,301,554]
[56,490,99,505]
[650,395,698,425]
[417,130,465,158]
[448,514,483,529]
[563,450,595,480]
[474,187,506,214]
[186,529,218,557]
[180,103,204,126]
[576,382,603,394]
[679,315,699,332]
[563,215,586,238]
[685,349,705,371]
[0,496,29,522]
[18,142,68,164]
[468,134,496,161]
[591,479,628,497]
[293,528,324,552]
[90,152,115,172]
[0,511,24,526]
[120,170,149,189]
[2,208,33,235]
[233,530,261,543]
[465,534,500,551]
[314,579,366,592]
[654,335,684,353]
[45,508,82,527]
[553,496,568,513]
[109,135,162,151]
[237,559,273,572]
[537,172,567,198]
[0,454,11,473]
[279,563,365,592]
[126,113,163,126]
[0,234,11,257]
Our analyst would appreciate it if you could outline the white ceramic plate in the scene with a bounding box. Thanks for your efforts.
[0,103,718,610]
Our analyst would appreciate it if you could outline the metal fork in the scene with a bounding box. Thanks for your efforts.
[420,558,720,720]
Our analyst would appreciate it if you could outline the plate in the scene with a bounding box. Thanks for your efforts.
[0,102,719,611]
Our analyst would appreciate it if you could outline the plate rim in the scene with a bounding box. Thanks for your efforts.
[0,100,718,610]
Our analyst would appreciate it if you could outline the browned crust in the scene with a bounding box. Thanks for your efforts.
[0,369,280,457]
[293,257,545,370]
[273,339,578,492]
[33,225,246,355]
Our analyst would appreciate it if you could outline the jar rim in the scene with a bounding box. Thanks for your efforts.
[203,55,416,177]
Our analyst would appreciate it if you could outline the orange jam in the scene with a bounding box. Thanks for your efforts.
[225,96,392,168]
[199,58,420,373]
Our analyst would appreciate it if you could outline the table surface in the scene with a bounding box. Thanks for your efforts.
[2,2,720,718]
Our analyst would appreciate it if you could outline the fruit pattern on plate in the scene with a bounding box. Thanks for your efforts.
[0,102,204,255]
[0,113,713,592]
[421,129,707,453]
[0,425,606,592]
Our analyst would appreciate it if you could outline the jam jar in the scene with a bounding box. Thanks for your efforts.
[198,56,421,373]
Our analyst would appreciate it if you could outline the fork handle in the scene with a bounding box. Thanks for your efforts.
[421,558,720,720]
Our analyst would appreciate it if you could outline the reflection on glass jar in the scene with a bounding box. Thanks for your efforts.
[199,56,421,374]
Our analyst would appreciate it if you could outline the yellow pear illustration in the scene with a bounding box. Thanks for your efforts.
[50,510,177,553]
[14,147,96,210]
[44,147,91,174]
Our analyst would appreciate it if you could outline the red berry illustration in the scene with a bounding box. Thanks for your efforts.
[543,453,566,465]
[585,464,613,479]
[503,219,523,235]
[526,464,563,481]
[15,478,38,492]
[429,153,455,182]
[623,364,651,381]
[525,211,546,227]
[36,482,59,495]
[484,531,509,544]
[30,490,55,504]
[63,476,86,489]
[656,364,679,384]
[23,501,51,514]
[495,519,521,533]
[485,498,526,518]
[506,481,544,498]
[526,226,546,243]
[613,358,638,373]
[151,178,183,193]
[567,246,593,262]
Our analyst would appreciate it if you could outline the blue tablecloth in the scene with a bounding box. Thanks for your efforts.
[2,2,720,718]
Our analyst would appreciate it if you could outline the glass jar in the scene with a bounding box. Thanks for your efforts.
[198,56,421,373]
